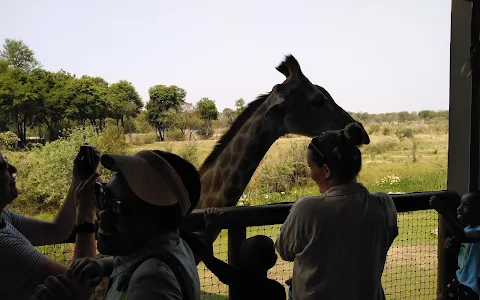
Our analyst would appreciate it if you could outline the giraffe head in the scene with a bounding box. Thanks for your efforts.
[264,55,370,144]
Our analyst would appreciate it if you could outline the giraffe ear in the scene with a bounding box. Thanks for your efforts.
[264,103,286,122]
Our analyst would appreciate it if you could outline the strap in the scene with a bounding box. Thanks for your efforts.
[116,253,191,300]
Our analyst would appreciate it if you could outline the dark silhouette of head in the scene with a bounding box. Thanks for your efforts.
[238,235,277,274]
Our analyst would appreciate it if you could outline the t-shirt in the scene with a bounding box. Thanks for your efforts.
[0,209,46,300]
[275,182,398,300]
[456,224,480,294]
[106,229,200,300]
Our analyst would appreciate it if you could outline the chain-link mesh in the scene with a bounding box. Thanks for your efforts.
[39,210,438,299]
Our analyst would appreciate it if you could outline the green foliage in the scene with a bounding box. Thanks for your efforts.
[0,38,41,73]
[197,122,214,139]
[146,85,186,141]
[234,98,245,116]
[418,110,437,121]
[395,127,414,140]
[196,98,219,121]
[0,131,19,150]
[107,80,143,126]
[258,140,309,193]
[363,140,399,155]
[177,142,199,167]
[367,124,381,135]
[12,125,127,212]
[0,59,9,73]
[167,128,185,141]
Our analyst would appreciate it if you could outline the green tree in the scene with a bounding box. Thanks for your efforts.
[221,108,236,127]
[0,59,9,74]
[234,98,246,116]
[64,75,109,129]
[107,80,143,128]
[196,97,219,122]
[0,39,42,73]
[0,68,43,143]
[39,70,75,141]
[146,85,186,141]
[418,110,437,121]
[196,98,218,139]
[177,103,201,140]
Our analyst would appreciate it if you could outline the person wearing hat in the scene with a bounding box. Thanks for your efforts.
[275,123,399,300]
[33,150,201,300]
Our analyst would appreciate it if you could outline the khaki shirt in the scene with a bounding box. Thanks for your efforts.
[275,183,398,300]
[106,229,200,300]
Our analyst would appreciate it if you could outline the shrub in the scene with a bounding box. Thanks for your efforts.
[0,131,20,150]
[168,129,185,141]
[363,140,399,155]
[128,133,156,145]
[257,140,310,193]
[395,127,414,140]
[12,125,128,213]
[367,124,381,135]
[177,142,199,167]
[197,123,214,139]
[382,126,392,136]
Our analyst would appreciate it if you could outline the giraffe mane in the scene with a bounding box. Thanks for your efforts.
[199,93,271,174]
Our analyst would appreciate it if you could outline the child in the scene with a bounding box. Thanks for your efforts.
[182,208,286,300]
[430,193,480,300]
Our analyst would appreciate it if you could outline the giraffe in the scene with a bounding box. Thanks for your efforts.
[196,54,369,211]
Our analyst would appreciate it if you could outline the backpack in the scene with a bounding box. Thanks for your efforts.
[108,252,192,300]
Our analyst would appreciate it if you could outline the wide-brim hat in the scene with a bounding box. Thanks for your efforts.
[101,150,190,217]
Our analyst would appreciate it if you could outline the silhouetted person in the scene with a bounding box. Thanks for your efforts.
[184,208,286,300]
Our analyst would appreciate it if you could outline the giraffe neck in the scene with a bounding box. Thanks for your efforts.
[199,114,284,208]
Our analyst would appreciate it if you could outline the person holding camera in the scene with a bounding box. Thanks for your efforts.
[0,145,100,300]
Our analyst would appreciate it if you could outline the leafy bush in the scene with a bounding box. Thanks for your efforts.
[197,123,214,139]
[0,131,20,150]
[382,126,392,136]
[177,142,199,167]
[363,140,399,155]
[257,140,310,193]
[168,129,185,141]
[395,127,414,140]
[367,124,381,135]
[12,125,128,213]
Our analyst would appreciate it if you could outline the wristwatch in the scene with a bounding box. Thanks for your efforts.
[74,222,96,234]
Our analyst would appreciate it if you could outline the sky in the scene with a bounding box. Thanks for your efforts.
[1,0,452,113]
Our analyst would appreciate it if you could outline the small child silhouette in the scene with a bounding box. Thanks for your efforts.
[183,208,286,300]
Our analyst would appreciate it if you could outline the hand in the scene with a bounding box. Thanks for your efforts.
[33,270,91,300]
[430,196,448,214]
[445,236,459,250]
[204,207,223,230]
[75,171,101,219]
[73,145,100,183]
[70,257,104,288]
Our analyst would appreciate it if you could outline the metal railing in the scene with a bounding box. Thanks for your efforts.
[41,190,460,299]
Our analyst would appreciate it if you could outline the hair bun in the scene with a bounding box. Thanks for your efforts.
[342,123,366,147]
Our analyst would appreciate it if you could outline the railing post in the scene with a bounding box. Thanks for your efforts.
[227,227,246,300]
[437,216,460,294]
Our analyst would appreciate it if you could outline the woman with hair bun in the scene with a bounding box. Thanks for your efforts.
[275,123,399,300]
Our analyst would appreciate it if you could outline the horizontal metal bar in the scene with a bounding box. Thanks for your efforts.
[59,190,460,243]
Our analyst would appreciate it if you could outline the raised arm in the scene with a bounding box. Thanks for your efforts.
[429,196,480,243]
[180,227,240,285]
[17,146,100,246]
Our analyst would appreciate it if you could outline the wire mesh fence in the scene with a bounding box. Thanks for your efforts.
[38,209,438,299]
